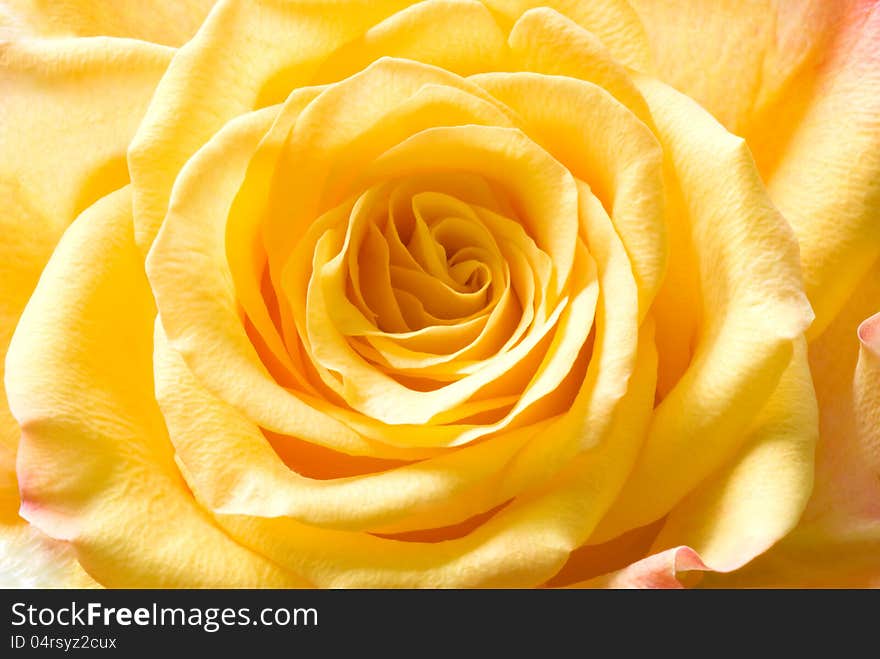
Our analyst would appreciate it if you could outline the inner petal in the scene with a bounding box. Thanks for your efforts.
[347,187,510,332]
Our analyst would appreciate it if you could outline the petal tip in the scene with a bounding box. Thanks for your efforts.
[857,311,880,357]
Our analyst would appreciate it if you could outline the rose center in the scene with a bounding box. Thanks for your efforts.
[352,188,507,333]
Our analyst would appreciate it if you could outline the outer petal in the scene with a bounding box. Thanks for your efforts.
[763,3,880,339]
[0,36,173,238]
[707,261,880,587]
[628,1,852,134]
[630,0,880,338]
[704,521,880,588]
[590,76,813,541]
[5,188,305,587]
[0,0,216,46]
[648,338,817,573]
[0,35,172,584]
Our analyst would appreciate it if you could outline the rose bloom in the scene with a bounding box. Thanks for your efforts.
[0,0,877,589]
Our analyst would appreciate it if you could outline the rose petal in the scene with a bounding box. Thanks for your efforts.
[567,546,709,589]
[505,8,652,123]
[630,0,880,339]
[2,434,96,587]
[0,512,98,588]
[808,264,880,528]
[5,188,305,587]
[704,260,880,587]
[155,317,550,532]
[128,0,503,250]
[148,104,384,456]
[471,70,666,319]
[483,0,651,70]
[0,0,215,45]
[315,0,507,81]
[1,37,172,234]
[629,0,845,132]
[765,3,880,339]
[591,76,814,541]
[648,338,817,573]
[0,36,172,583]
[212,320,654,587]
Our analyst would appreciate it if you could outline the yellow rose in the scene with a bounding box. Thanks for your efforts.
[0,0,877,588]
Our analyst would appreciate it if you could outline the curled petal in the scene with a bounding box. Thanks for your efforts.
[567,546,709,589]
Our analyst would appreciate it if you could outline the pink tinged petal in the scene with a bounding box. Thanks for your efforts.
[807,265,880,525]
[852,311,880,516]
[858,311,880,356]
[762,1,880,338]
[568,547,709,589]
[705,263,880,587]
